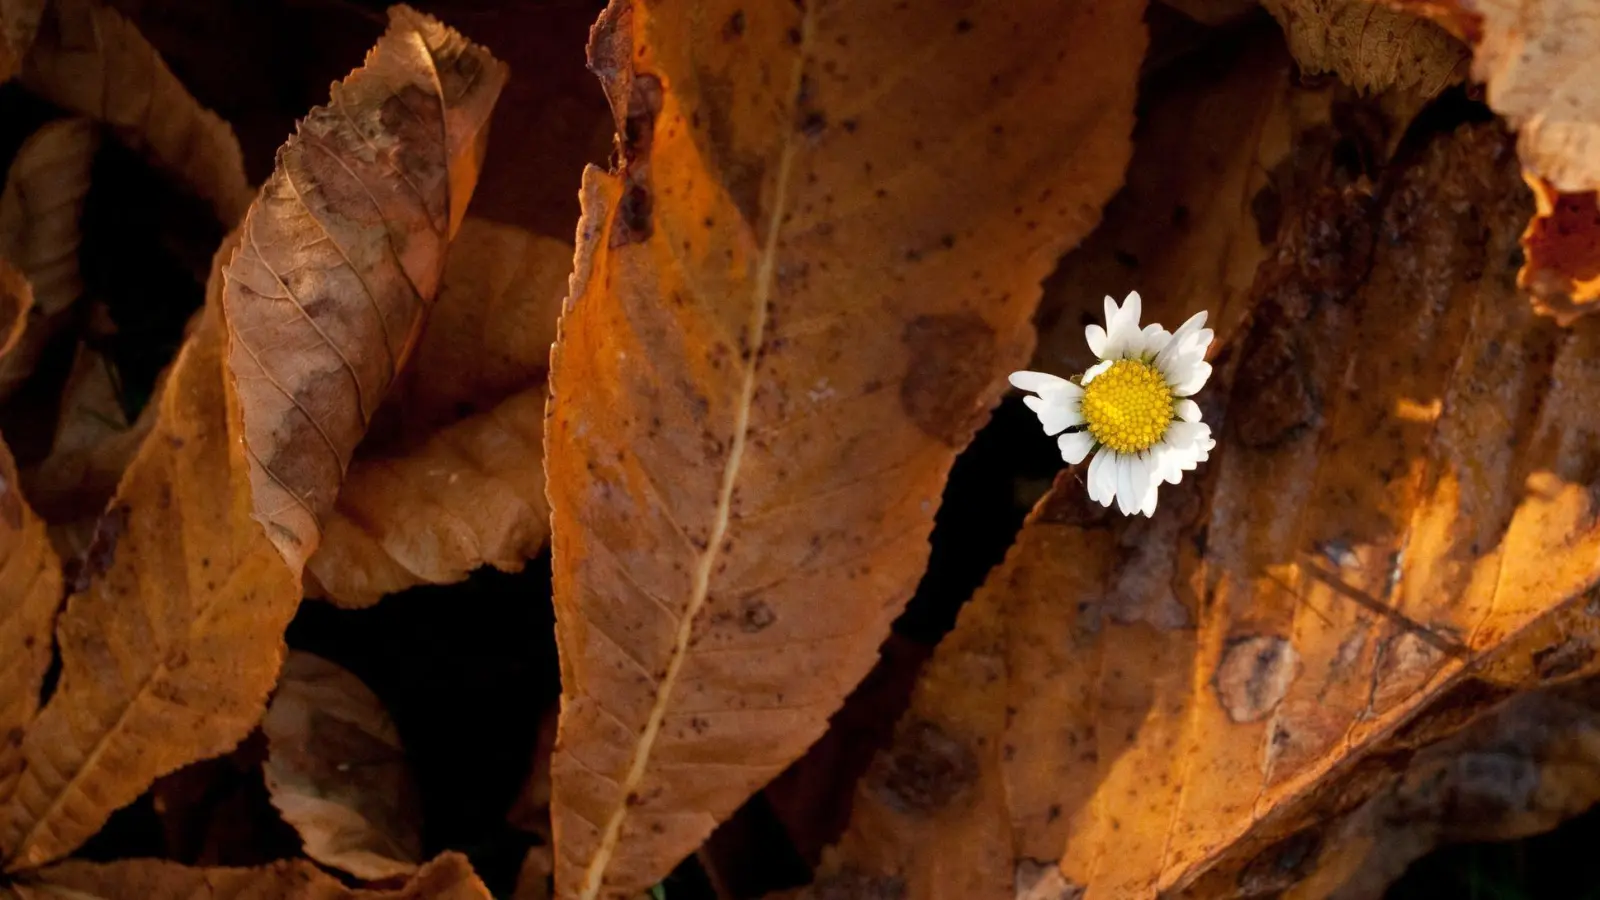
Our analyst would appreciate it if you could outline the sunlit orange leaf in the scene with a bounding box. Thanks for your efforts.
[0,376,63,811]
[305,219,569,607]
[262,651,421,881]
[816,120,1600,899]
[222,6,507,573]
[1035,35,1332,375]
[3,850,491,899]
[1260,0,1468,97]
[0,234,300,871]
[19,0,252,226]
[1519,176,1600,324]
[0,118,96,400]
[544,0,1145,894]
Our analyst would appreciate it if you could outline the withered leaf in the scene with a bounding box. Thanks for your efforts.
[21,342,159,559]
[1519,175,1600,324]
[2,850,491,899]
[0,235,301,871]
[262,651,421,881]
[1261,0,1469,98]
[545,0,1144,894]
[0,391,63,811]
[20,0,252,226]
[0,259,28,357]
[0,118,97,401]
[1035,35,1333,375]
[222,6,507,573]
[305,219,569,607]
[818,121,1600,899]
[0,0,45,82]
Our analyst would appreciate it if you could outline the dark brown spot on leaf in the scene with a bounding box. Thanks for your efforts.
[867,718,978,814]
[900,313,998,447]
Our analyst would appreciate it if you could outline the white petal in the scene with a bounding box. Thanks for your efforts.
[1102,292,1144,359]
[1024,394,1084,436]
[1134,323,1170,359]
[1058,429,1095,465]
[1087,448,1115,506]
[1010,370,1072,393]
[1171,361,1213,397]
[1115,454,1138,515]
[1174,398,1202,422]
[1085,323,1107,358]
[1138,457,1161,516]
[1164,419,1206,450]
[1081,359,1113,384]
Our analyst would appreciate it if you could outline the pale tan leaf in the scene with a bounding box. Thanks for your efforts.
[20,0,251,226]
[0,233,301,871]
[816,120,1600,900]
[545,0,1144,894]
[0,408,64,812]
[0,117,97,401]
[1262,0,1469,97]
[222,6,507,573]
[7,850,491,899]
[304,219,568,608]
[262,650,421,881]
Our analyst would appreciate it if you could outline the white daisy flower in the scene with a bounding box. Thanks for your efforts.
[1010,291,1217,517]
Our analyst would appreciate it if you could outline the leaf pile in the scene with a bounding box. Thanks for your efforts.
[0,0,1596,899]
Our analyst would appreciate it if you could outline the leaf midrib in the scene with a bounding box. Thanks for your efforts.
[574,6,816,896]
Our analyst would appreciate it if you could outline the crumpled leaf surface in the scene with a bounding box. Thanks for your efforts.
[0,288,63,807]
[0,117,97,400]
[262,650,421,881]
[815,120,1600,900]
[1261,0,1468,98]
[305,218,569,607]
[0,234,301,871]
[1280,677,1600,900]
[20,0,251,226]
[0,850,490,900]
[222,6,506,573]
[1518,176,1600,324]
[545,0,1144,894]
[1035,35,1332,375]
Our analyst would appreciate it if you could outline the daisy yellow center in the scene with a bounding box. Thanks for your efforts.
[1081,359,1174,454]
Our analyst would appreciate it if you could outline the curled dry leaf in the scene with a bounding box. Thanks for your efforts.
[0,301,63,808]
[1279,678,1600,899]
[545,0,1144,894]
[20,0,252,226]
[2,850,491,900]
[1260,0,1468,98]
[306,219,569,607]
[222,6,507,573]
[0,233,301,871]
[1035,35,1333,375]
[0,117,97,401]
[816,123,1600,900]
[262,651,421,881]
[1519,176,1600,324]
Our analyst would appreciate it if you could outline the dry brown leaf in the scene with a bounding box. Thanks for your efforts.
[0,259,28,357]
[515,845,556,900]
[1278,678,1600,899]
[1159,0,1260,25]
[1261,0,1469,97]
[304,219,569,608]
[0,413,63,812]
[1519,176,1600,324]
[545,0,1144,894]
[0,232,301,871]
[222,6,507,574]
[22,342,158,559]
[20,0,251,226]
[262,650,421,881]
[0,117,97,400]
[2,850,491,900]
[0,0,45,82]
[1035,35,1333,376]
[814,121,1600,900]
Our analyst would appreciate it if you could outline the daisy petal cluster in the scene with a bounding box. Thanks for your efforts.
[1011,292,1216,517]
